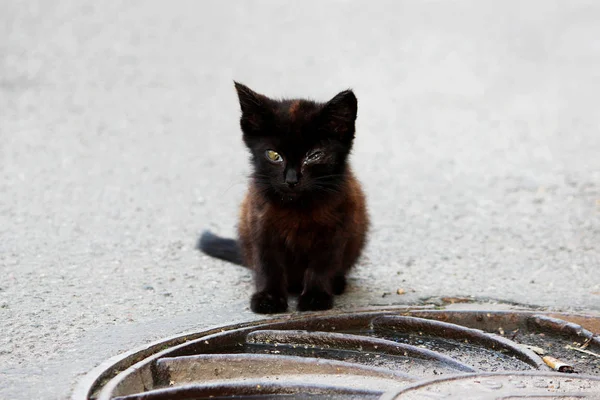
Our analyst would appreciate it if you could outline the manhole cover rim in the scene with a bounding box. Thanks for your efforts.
[72,307,600,400]
[72,307,419,400]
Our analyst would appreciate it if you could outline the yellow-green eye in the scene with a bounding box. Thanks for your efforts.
[265,150,283,163]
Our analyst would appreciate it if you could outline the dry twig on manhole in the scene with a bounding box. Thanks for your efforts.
[566,344,600,359]
[580,336,594,350]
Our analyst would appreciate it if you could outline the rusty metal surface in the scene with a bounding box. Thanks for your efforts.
[156,353,413,389]
[74,308,600,400]
[113,381,381,399]
[373,315,547,370]
[246,330,476,374]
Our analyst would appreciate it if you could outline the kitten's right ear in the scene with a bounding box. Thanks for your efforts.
[234,81,270,133]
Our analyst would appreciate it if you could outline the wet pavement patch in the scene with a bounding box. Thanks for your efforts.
[74,308,600,400]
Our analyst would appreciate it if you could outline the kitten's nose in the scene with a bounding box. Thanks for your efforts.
[285,169,299,187]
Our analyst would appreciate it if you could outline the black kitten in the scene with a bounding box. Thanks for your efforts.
[199,82,369,314]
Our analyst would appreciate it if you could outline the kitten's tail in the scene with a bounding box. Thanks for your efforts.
[197,231,244,266]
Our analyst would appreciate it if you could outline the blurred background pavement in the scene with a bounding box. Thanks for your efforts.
[1,1,599,398]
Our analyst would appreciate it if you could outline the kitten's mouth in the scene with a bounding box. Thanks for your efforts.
[278,189,301,202]
[281,193,300,201]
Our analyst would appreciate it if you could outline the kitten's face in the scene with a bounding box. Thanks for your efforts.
[234,82,358,204]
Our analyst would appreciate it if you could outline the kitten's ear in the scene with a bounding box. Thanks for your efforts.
[234,81,271,134]
[320,90,358,140]
[234,81,265,114]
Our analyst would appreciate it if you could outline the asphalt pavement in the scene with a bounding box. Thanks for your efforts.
[1,1,599,399]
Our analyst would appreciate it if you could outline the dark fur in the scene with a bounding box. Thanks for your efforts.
[198,82,369,314]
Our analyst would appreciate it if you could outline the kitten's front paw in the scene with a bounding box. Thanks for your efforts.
[250,291,288,314]
[297,290,334,311]
[331,275,347,295]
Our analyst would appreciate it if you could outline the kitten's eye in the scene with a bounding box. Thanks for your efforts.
[304,151,323,164]
[265,150,283,163]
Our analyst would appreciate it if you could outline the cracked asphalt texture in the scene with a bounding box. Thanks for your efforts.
[1,1,599,399]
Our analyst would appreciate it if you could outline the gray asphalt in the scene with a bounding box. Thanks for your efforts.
[1,1,599,399]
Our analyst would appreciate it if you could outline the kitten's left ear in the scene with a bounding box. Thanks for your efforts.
[320,90,358,140]
[234,81,272,135]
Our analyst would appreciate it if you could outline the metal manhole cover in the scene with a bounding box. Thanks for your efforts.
[73,308,600,400]
[380,372,600,399]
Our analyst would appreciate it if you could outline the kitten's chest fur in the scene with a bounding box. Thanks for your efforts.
[238,171,367,270]
[263,201,342,251]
